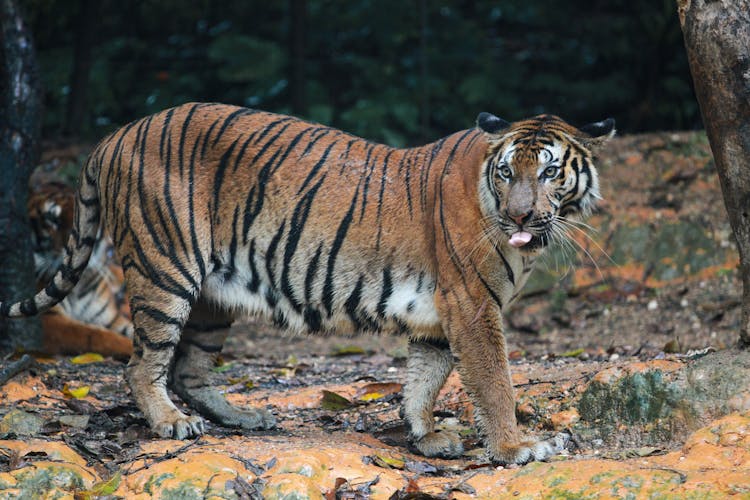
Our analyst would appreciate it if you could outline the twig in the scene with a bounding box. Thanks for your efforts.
[0,354,33,386]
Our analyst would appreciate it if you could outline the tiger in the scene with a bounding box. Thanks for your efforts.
[0,103,613,464]
[27,182,133,357]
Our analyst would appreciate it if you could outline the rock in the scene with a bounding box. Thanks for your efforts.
[0,409,44,436]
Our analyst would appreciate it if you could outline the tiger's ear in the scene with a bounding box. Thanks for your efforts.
[476,112,510,135]
[578,118,616,150]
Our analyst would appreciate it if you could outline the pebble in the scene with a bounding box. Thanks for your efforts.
[609,353,620,362]
[680,299,689,308]
[647,300,659,311]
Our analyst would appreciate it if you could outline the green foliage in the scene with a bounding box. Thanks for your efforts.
[27,0,698,144]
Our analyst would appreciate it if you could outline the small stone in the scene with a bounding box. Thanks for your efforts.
[59,415,89,429]
[0,409,44,436]
[609,353,620,362]
[647,300,658,311]
[386,367,398,373]
[680,298,689,308]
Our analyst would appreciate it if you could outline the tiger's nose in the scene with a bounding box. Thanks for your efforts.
[509,210,533,226]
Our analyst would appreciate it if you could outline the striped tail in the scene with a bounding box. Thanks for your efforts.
[0,157,101,318]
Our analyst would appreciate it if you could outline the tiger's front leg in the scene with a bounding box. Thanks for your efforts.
[170,300,276,431]
[437,290,569,464]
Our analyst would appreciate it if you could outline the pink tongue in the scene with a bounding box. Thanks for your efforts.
[508,231,533,248]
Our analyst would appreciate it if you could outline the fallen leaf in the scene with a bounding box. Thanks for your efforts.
[212,362,234,373]
[560,348,584,358]
[62,384,90,399]
[70,353,104,364]
[372,454,405,469]
[355,382,402,402]
[78,471,121,499]
[321,390,353,411]
[331,345,366,356]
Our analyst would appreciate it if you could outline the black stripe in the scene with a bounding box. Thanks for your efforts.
[20,299,38,316]
[496,246,515,286]
[409,337,451,350]
[185,338,224,352]
[375,150,395,249]
[304,243,323,301]
[376,266,392,318]
[344,275,365,330]
[135,328,177,350]
[188,130,207,279]
[45,281,67,300]
[212,107,254,147]
[297,141,336,196]
[281,175,326,311]
[322,182,360,315]
[212,137,241,216]
[265,220,287,286]
[134,305,183,326]
[178,103,201,178]
[303,307,322,332]
[247,239,260,293]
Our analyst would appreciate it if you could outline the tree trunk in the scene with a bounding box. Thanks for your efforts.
[63,0,96,137]
[0,0,43,351]
[288,0,307,116]
[677,0,750,347]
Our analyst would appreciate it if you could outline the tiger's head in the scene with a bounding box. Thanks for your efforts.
[27,182,76,279]
[476,112,614,252]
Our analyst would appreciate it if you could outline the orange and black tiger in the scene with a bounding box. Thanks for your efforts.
[1,103,613,464]
[27,182,133,357]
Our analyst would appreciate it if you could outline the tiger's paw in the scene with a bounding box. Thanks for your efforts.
[490,430,571,465]
[413,430,464,459]
[153,413,205,440]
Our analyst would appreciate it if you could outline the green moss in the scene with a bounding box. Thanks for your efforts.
[545,475,569,488]
[11,465,86,499]
[578,370,678,424]
[161,482,204,500]
[144,472,176,495]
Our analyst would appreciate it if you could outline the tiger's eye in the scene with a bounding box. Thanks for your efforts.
[543,166,558,178]
[498,166,512,179]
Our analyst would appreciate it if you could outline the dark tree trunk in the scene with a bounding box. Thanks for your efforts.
[0,0,43,351]
[63,0,96,137]
[288,0,307,116]
[677,0,750,347]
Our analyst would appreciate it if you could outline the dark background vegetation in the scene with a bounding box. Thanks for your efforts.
[28,0,697,147]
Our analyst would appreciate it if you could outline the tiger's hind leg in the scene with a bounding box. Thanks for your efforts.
[403,338,463,458]
[125,273,203,440]
[170,299,276,431]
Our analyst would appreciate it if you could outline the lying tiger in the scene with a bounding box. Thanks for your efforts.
[1,104,613,464]
[28,182,133,357]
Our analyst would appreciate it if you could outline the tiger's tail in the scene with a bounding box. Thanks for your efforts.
[0,156,101,318]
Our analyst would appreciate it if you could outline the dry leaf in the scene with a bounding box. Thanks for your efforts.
[321,390,353,411]
[70,353,104,364]
[355,382,402,402]
[372,454,405,469]
[62,384,90,399]
[77,471,121,499]
[331,345,366,356]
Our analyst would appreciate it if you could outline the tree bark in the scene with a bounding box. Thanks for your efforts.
[677,0,750,347]
[0,0,43,351]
